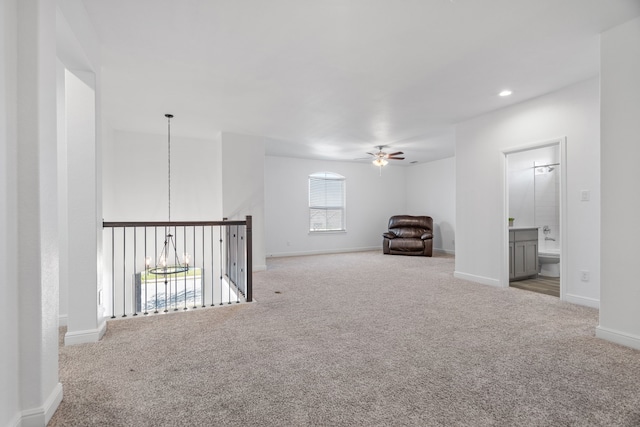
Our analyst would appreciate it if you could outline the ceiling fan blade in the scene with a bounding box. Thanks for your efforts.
[388,156,405,160]
[387,151,404,157]
[366,152,376,156]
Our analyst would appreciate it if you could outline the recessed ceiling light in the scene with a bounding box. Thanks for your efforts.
[499,90,513,97]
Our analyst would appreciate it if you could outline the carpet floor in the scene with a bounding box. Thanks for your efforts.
[48,251,640,426]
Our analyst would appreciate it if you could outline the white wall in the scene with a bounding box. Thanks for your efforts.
[10,0,62,426]
[103,130,222,221]
[265,156,406,257]
[405,156,456,254]
[455,78,600,307]
[64,69,105,345]
[56,0,107,346]
[56,61,69,326]
[0,0,20,424]
[598,16,640,349]
[221,132,266,269]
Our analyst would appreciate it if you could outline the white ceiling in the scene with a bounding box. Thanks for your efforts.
[81,0,640,164]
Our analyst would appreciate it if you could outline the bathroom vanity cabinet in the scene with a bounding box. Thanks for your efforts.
[509,227,539,281]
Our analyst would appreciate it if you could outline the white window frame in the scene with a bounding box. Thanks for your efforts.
[308,172,346,233]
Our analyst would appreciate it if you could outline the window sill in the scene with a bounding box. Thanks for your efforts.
[309,230,347,235]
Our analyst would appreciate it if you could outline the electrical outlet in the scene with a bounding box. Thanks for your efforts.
[580,270,590,282]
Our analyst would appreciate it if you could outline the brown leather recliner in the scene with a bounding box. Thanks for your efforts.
[383,215,433,257]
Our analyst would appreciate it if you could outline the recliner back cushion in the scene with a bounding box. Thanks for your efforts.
[392,228,427,239]
[388,215,433,234]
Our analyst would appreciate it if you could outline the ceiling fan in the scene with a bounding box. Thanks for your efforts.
[367,145,405,167]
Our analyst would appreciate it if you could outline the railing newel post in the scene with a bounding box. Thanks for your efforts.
[154,226,159,314]
[133,227,138,316]
[210,226,215,307]
[122,227,127,317]
[173,225,178,312]
[201,225,206,308]
[246,215,253,303]
[144,227,148,315]
[219,224,224,306]
[111,227,115,318]
[193,225,197,309]
[184,225,188,311]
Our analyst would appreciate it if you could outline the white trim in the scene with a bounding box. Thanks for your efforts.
[45,383,63,426]
[565,293,600,309]
[434,248,455,255]
[8,412,21,427]
[558,138,568,302]
[267,246,379,258]
[308,230,347,235]
[253,265,267,272]
[58,313,68,327]
[453,271,502,287]
[64,318,107,345]
[596,326,640,350]
[501,137,566,155]
[20,382,63,427]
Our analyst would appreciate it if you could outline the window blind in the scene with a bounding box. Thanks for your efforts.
[309,172,345,232]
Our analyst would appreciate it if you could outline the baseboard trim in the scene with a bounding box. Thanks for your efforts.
[596,325,640,350]
[64,318,107,346]
[434,248,455,255]
[20,382,63,427]
[58,314,68,327]
[267,246,379,258]
[253,265,267,272]
[564,293,599,309]
[8,412,20,427]
[453,271,502,287]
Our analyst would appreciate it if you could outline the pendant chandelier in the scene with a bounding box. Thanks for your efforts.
[148,114,188,277]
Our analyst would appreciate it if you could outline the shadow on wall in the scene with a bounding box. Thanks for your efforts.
[226,188,264,220]
[435,221,455,253]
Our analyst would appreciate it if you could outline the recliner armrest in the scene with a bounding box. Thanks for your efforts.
[421,233,433,240]
[383,232,396,239]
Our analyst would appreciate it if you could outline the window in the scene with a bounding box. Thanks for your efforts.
[309,172,346,232]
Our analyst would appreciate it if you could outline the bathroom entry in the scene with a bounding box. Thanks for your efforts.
[505,141,564,297]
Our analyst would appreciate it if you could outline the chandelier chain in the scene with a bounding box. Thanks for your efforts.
[166,114,172,222]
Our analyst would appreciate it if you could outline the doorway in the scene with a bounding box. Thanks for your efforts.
[504,139,566,299]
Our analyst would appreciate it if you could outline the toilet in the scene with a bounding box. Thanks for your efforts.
[538,248,560,277]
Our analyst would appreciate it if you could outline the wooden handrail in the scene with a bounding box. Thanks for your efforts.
[103,220,246,228]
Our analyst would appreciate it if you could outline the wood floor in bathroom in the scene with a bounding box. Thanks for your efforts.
[510,275,560,297]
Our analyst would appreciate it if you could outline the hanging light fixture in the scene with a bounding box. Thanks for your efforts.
[372,157,388,176]
[372,158,388,167]
[148,114,188,311]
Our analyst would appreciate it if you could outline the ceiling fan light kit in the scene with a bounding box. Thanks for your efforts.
[366,145,405,174]
[372,158,388,167]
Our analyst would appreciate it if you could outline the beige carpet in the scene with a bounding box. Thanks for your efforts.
[49,251,640,426]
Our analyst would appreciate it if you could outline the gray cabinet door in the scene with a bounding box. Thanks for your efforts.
[513,240,538,279]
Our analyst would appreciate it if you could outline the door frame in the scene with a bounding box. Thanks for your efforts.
[502,137,567,300]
